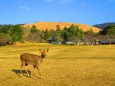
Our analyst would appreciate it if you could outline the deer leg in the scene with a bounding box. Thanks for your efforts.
[20,61,24,77]
[33,66,36,75]
[24,64,29,77]
[36,66,41,77]
[25,68,29,76]
[30,66,35,77]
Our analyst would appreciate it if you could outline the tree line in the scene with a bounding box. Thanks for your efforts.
[0,24,115,46]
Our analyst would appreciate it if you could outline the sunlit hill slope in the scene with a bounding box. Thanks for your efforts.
[23,22,101,32]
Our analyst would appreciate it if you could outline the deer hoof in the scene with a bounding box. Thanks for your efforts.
[30,75,34,78]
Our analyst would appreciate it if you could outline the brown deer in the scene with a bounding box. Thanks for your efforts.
[20,48,49,78]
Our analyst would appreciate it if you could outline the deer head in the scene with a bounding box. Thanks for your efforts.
[39,48,49,59]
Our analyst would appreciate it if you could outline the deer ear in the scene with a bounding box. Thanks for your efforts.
[39,49,42,52]
[46,48,49,52]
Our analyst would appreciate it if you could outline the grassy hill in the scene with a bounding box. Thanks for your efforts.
[23,22,101,32]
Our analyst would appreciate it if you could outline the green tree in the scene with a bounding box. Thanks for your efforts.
[49,29,56,37]
[63,24,84,41]
[28,25,42,42]
[56,25,61,31]
[0,25,13,34]
[0,33,11,46]
[85,28,94,36]
[30,25,38,33]
[10,25,24,43]
[100,25,115,35]
[100,25,115,44]
[84,29,96,45]
[43,29,50,40]
[49,25,63,42]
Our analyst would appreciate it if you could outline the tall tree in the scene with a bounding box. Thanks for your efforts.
[28,25,42,42]
[100,25,115,44]
[0,33,11,46]
[56,25,61,31]
[30,25,38,33]
[43,29,50,40]
[63,24,84,41]
[10,25,24,43]
[100,25,115,35]
[0,25,13,34]
[84,29,96,45]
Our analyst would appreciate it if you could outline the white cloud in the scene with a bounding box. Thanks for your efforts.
[20,6,31,10]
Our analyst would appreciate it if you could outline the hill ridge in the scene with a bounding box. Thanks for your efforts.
[93,22,115,30]
[23,22,101,32]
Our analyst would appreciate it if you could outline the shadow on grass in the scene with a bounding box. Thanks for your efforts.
[12,69,42,79]
[12,69,31,77]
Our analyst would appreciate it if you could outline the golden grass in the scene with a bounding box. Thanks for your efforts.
[0,43,115,86]
[23,22,101,32]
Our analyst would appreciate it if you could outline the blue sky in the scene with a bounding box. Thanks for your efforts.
[0,0,115,25]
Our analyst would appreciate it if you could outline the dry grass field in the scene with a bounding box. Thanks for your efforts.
[23,22,101,32]
[0,43,115,86]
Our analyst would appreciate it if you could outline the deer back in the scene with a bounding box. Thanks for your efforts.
[20,53,41,66]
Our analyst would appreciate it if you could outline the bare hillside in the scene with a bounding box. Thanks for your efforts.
[23,22,101,32]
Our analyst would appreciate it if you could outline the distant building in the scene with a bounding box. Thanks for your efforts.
[65,41,75,45]
[99,39,115,44]
[47,37,61,44]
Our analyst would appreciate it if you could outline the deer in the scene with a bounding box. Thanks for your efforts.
[20,48,49,78]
